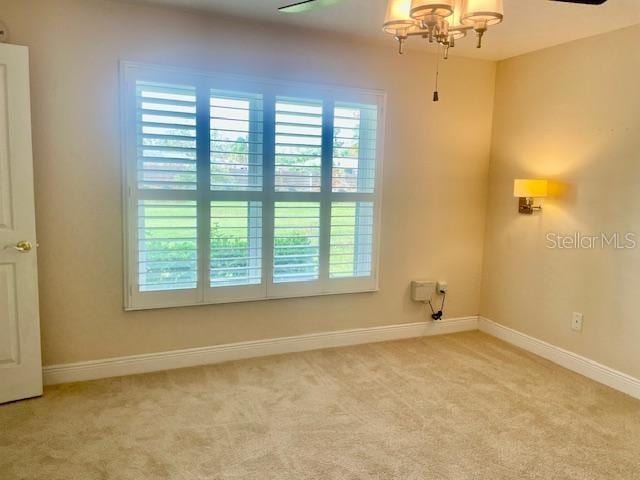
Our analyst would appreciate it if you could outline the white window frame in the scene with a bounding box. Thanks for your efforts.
[121,62,386,310]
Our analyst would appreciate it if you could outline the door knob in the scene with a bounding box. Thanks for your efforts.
[6,240,33,253]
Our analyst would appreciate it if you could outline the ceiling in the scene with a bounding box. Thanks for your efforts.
[126,0,640,60]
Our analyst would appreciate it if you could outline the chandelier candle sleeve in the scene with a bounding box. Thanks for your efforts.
[383,0,416,34]
[383,0,419,53]
[410,0,455,19]
[461,0,504,26]
[461,0,503,47]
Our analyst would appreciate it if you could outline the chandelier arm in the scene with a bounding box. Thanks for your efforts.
[449,25,473,33]
[405,25,471,37]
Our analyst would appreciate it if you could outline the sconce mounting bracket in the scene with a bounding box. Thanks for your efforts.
[519,197,542,215]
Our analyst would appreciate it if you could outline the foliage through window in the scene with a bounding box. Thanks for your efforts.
[123,64,384,309]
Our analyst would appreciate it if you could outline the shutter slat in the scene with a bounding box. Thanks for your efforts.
[137,96,195,108]
[139,133,197,142]
[140,121,196,131]
[139,109,195,120]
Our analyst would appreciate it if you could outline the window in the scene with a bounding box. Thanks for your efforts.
[122,63,384,310]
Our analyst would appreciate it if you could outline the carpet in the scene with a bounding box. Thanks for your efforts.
[1,331,639,479]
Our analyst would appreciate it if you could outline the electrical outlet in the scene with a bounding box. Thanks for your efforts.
[571,312,584,332]
[0,21,8,43]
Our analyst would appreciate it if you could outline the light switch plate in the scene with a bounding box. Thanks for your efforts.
[571,312,584,332]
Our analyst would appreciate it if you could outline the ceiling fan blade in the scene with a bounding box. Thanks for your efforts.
[549,0,608,4]
[279,0,342,14]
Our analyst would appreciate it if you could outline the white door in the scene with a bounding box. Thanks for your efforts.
[0,43,42,404]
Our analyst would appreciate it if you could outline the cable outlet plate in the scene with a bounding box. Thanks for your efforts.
[411,281,436,302]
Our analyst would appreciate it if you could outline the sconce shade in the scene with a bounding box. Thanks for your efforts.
[461,0,504,26]
[410,0,455,20]
[384,0,416,35]
[514,179,548,198]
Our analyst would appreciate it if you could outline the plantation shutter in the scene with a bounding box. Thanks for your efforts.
[273,202,321,283]
[136,82,198,191]
[274,97,323,192]
[138,200,198,292]
[131,80,202,307]
[210,201,262,287]
[329,102,379,283]
[210,90,264,192]
[123,64,383,310]
[332,102,378,194]
[330,202,374,279]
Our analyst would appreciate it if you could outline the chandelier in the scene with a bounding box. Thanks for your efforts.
[383,0,504,56]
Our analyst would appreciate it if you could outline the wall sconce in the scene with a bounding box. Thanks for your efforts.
[514,179,548,214]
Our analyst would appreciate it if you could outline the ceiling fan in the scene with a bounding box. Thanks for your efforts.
[551,0,608,3]
[278,0,342,13]
[278,0,607,14]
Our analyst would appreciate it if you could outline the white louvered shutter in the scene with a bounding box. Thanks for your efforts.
[210,90,264,192]
[210,201,262,287]
[124,64,383,309]
[137,82,198,191]
[275,97,323,192]
[329,102,378,283]
[273,202,321,283]
[135,82,199,296]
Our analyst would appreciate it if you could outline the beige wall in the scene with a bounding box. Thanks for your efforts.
[481,25,640,379]
[0,0,495,365]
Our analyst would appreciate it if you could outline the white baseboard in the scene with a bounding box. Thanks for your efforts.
[43,315,640,401]
[479,317,640,401]
[43,316,479,386]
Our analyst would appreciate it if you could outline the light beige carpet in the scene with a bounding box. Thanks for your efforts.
[1,332,639,480]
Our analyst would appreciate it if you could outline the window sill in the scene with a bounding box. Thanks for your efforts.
[124,284,380,312]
